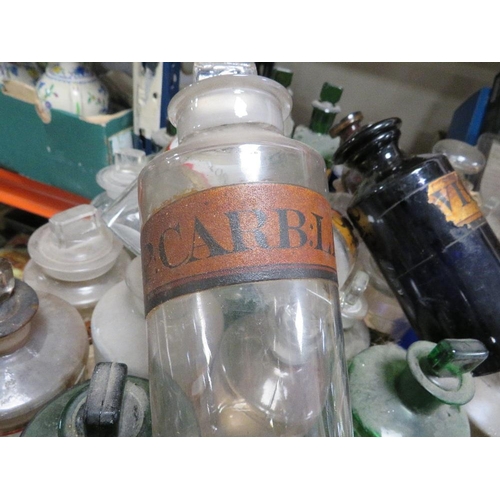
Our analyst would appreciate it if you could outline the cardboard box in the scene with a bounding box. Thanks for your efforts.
[0,80,133,199]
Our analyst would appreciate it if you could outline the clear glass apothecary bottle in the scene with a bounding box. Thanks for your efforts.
[0,258,89,436]
[138,63,352,437]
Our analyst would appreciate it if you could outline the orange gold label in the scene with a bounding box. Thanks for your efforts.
[331,208,358,259]
[141,183,337,314]
[427,171,482,227]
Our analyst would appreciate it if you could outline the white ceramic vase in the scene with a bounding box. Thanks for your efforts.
[36,62,109,117]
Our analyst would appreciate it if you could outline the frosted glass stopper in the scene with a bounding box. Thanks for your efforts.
[28,204,123,281]
[193,62,257,82]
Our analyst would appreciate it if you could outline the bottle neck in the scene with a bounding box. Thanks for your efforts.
[395,364,444,413]
[334,118,405,178]
[362,141,404,178]
[178,122,284,148]
[309,102,339,135]
[395,339,485,412]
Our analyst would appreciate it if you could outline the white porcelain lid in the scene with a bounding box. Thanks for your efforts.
[28,204,123,281]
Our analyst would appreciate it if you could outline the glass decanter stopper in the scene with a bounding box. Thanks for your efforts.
[193,62,257,80]
[23,204,131,334]
[91,148,147,212]
[349,338,488,436]
[0,258,89,436]
[334,117,500,376]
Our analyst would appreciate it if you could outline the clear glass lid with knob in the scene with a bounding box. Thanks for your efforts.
[27,204,124,282]
[96,148,147,199]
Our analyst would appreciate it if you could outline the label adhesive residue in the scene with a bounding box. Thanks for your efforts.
[141,183,337,314]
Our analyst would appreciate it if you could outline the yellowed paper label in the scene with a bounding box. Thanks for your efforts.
[427,171,482,227]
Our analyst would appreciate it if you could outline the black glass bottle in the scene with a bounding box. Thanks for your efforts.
[334,117,500,376]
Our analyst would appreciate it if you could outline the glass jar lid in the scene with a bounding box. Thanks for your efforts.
[432,139,486,176]
[96,148,147,200]
[27,204,123,282]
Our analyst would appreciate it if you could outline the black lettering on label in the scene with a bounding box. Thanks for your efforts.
[432,190,452,211]
[448,181,471,207]
[159,223,189,268]
[312,212,334,255]
[276,209,307,249]
[432,179,472,214]
[143,242,154,268]
[189,217,230,262]
[225,209,269,252]
[312,213,324,251]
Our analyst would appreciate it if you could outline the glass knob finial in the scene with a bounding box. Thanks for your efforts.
[0,258,15,302]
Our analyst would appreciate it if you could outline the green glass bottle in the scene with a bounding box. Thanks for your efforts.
[292,82,343,169]
[21,362,157,437]
[349,338,488,437]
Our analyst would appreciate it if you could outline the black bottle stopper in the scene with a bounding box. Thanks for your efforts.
[334,117,404,176]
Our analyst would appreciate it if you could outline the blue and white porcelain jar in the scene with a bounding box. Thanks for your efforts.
[0,62,41,87]
[36,62,109,117]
